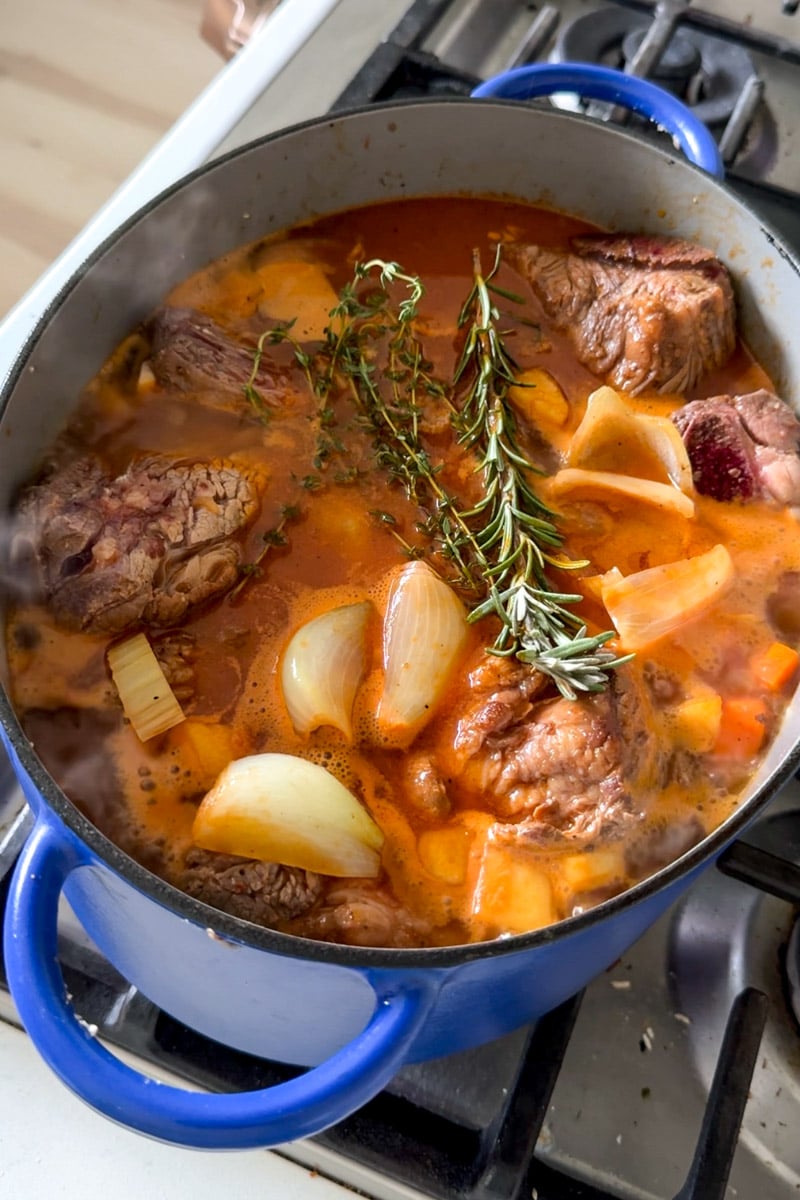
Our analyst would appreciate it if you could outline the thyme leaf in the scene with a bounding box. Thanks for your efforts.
[229,504,299,602]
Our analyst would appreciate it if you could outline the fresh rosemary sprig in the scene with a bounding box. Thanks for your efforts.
[452,247,630,696]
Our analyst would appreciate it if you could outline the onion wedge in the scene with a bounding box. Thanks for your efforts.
[568,386,694,494]
[602,544,734,651]
[192,753,384,877]
[378,561,469,741]
[548,467,695,520]
[281,601,371,739]
[107,633,185,742]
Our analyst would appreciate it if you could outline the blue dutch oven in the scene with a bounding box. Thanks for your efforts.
[2,66,799,1149]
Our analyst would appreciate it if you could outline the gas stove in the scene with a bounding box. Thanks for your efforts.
[2,1,800,1198]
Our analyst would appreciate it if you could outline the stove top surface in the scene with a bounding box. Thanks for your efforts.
[327,0,800,209]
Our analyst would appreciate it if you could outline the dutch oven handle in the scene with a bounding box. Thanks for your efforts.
[471,62,725,179]
[4,818,438,1149]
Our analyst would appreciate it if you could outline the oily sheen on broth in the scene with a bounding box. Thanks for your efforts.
[6,195,800,949]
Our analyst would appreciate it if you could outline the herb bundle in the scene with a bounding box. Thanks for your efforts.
[249,254,629,697]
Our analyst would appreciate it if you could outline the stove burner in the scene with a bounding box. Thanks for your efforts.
[553,8,758,127]
[621,27,702,87]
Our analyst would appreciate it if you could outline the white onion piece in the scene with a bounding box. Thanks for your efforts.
[281,601,371,739]
[548,467,695,519]
[192,753,384,877]
[602,543,734,651]
[378,561,469,740]
[568,386,694,495]
[643,415,695,495]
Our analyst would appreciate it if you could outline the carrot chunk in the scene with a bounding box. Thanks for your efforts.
[713,697,769,759]
[751,642,800,693]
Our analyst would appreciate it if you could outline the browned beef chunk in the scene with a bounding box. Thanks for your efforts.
[444,657,656,847]
[182,848,323,926]
[450,655,548,763]
[672,390,800,505]
[511,234,735,395]
[149,307,288,409]
[151,632,197,704]
[492,695,638,845]
[287,879,431,948]
[16,455,260,634]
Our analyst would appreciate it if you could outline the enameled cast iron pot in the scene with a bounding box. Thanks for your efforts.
[3,66,800,1150]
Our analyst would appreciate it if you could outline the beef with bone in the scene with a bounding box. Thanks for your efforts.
[672,389,800,505]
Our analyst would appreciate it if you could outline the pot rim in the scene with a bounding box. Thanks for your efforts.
[3,95,800,971]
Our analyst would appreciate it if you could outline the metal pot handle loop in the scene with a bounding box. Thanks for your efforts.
[4,819,437,1149]
[471,62,725,179]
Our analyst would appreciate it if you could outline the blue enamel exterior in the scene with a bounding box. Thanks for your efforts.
[471,63,725,178]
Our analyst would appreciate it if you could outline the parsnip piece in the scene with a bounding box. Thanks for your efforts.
[192,753,384,878]
[107,633,185,742]
[281,602,371,739]
[568,386,694,494]
[548,467,695,519]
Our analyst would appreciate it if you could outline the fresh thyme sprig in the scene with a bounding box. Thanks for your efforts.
[242,331,281,423]
[452,247,630,695]
[228,503,300,601]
